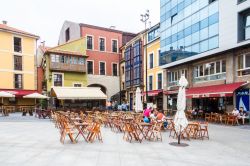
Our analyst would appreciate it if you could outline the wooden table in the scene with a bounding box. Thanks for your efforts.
[137,122,152,140]
[74,122,89,142]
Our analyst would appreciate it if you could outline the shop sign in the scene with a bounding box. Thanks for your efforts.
[236,89,249,112]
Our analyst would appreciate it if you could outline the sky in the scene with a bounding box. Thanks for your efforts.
[0,0,160,46]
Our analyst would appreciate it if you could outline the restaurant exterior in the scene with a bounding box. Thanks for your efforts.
[163,44,250,113]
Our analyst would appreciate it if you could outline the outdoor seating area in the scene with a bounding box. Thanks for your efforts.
[49,110,210,145]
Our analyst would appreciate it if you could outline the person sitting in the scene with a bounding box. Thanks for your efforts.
[238,107,247,125]
[232,108,239,116]
[155,109,168,128]
[143,106,152,123]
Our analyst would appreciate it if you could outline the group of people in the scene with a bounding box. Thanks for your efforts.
[232,107,249,125]
[143,106,168,128]
[106,100,129,111]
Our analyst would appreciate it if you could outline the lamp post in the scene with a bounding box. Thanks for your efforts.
[140,9,150,103]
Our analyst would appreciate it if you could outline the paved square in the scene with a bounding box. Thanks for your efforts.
[0,113,250,166]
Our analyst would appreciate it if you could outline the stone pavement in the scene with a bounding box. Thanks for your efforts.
[0,113,250,166]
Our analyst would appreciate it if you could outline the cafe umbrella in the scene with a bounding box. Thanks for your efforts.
[0,91,15,115]
[135,87,143,112]
[23,92,49,105]
[170,75,189,146]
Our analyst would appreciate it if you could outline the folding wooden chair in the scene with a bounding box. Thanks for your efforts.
[148,121,163,141]
[87,122,103,143]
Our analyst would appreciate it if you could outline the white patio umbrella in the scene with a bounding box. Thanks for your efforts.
[0,91,15,115]
[174,75,188,144]
[23,93,49,106]
[135,87,143,112]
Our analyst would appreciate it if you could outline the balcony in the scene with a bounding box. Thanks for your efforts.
[50,62,86,73]
[193,73,226,83]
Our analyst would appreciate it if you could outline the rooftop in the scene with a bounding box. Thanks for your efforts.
[0,23,39,39]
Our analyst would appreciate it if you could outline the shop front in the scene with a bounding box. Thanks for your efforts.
[186,82,247,113]
[143,90,163,110]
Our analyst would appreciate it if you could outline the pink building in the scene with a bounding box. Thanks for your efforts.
[58,21,135,99]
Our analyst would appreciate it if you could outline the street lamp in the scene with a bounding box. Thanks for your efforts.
[140,9,150,103]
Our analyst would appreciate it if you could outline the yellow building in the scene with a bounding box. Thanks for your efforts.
[143,23,163,109]
[0,22,39,106]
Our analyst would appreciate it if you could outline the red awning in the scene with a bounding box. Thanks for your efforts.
[0,89,37,97]
[143,90,163,96]
[186,82,247,98]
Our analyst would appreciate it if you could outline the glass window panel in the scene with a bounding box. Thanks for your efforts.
[204,66,209,76]
[246,15,250,26]
[192,22,200,33]
[177,31,184,40]
[199,65,204,76]
[216,61,221,73]
[184,26,192,37]
[209,12,219,25]
[192,12,200,25]
[222,60,226,72]
[210,63,215,75]
[200,18,209,29]
[172,42,178,50]
[184,16,192,29]
[200,0,209,8]
[194,66,198,77]
[200,7,208,21]
[192,31,200,44]
[200,40,208,53]
[184,5,192,18]
[245,54,250,68]
[209,36,219,50]
[246,27,250,40]
[172,34,178,42]
[185,46,191,53]
[209,23,219,37]
[172,24,178,34]
[184,35,192,46]
[178,39,184,48]
[177,21,184,32]
[177,1,184,12]
[191,0,200,14]
[191,43,200,54]
[184,0,192,8]
[208,0,218,16]
[200,27,209,40]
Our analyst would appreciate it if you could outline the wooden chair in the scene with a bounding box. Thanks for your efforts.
[227,115,237,125]
[221,114,228,124]
[169,121,177,139]
[148,121,163,141]
[123,122,142,143]
[205,113,211,122]
[59,116,76,144]
[197,122,209,140]
[87,122,103,143]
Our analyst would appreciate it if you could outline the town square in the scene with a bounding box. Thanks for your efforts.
[0,0,250,166]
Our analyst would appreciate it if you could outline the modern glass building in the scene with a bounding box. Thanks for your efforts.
[160,0,219,65]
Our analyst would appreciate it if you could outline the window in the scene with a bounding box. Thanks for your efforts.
[65,28,70,42]
[87,61,93,74]
[149,53,154,69]
[78,57,85,65]
[238,53,250,76]
[14,55,22,71]
[149,75,153,91]
[14,37,22,53]
[53,73,63,86]
[171,13,178,24]
[112,63,118,76]
[209,0,216,4]
[99,62,105,75]
[238,0,247,4]
[238,9,250,41]
[73,83,82,87]
[99,38,105,51]
[112,40,118,53]
[14,74,22,89]
[157,73,162,90]
[148,27,160,42]
[194,60,226,82]
[122,66,125,74]
[87,36,93,50]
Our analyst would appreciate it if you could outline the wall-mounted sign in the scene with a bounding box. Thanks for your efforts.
[236,89,249,112]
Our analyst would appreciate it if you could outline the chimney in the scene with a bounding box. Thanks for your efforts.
[2,20,7,25]
[41,41,45,47]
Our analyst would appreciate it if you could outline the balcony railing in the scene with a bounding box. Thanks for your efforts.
[50,62,86,73]
[193,73,226,83]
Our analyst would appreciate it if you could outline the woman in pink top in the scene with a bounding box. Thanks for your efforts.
[143,107,152,118]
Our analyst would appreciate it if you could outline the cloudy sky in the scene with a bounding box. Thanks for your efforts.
[0,0,160,46]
